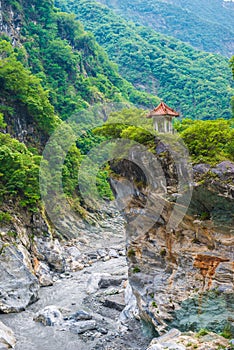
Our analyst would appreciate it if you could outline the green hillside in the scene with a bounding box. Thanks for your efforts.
[1,0,159,123]
[1,0,158,210]
[55,0,233,120]
[94,0,234,57]
[0,0,234,218]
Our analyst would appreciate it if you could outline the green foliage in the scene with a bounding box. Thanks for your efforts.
[197,329,209,337]
[76,130,109,155]
[0,211,12,224]
[96,167,114,200]
[0,133,41,209]
[95,0,234,57]
[94,108,156,156]
[127,248,136,258]
[0,129,103,210]
[160,249,167,257]
[62,144,81,196]
[220,324,233,339]
[132,265,141,273]
[177,119,234,164]
[230,56,234,116]
[15,1,159,120]
[59,0,233,120]
[0,113,6,128]
[0,40,60,135]
[121,126,155,146]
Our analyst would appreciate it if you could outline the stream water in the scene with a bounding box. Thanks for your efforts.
[0,212,152,350]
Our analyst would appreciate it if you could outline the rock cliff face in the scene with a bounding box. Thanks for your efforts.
[112,141,234,337]
[0,0,21,45]
[0,0,51,148]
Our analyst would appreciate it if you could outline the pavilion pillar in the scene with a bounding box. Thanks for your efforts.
[169,118,172,133]
[164,118,167,133]
[155,121,159,132]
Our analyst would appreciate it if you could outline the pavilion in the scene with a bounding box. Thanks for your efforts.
[146,101,180,133]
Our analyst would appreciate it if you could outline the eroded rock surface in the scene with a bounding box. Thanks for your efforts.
[113,147,234,337]
[0,321,16,349]
[0,244,39,313]
[147,329,231,350]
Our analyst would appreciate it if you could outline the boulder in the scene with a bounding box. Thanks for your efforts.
[34,259,53,287]
[98,277,125,289]
[86,273,111,294]
[69,320,97,334]
[69,310,92,321]
[0,244,39,313]
[34,305,63,326]
[102,293,125,311]
[97,249,107,258]
[70,261,84,272]
[108,249,119,258]
[211,161,234,180]
[34,238,65,273]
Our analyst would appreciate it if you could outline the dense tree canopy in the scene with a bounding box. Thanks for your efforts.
[0,40,60,136]
[175,119,234,164]
[0,0,233,218]
[57,0,233,120]
[95,0,234,57]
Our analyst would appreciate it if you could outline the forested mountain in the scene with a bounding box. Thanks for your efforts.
[94,0,234,57]
[0,2,234,347]
[55,0,233,120]
[0,0,159,210]
[0,0,159,124]
[0,0,233,214]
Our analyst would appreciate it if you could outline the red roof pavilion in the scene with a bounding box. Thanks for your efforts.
[147,101,180,118]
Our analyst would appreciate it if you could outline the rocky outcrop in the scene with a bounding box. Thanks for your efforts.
[0,243,39,313]
[0,204,126,313]
[112,143,234,337]
[0,207,53,312]
[0,0,21,46]
[147,328,231,350]
[0,321,16,349]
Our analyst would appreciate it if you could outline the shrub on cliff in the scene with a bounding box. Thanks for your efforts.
[176,119,234,164]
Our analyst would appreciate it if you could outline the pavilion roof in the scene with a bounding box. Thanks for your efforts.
[147,101,180,118]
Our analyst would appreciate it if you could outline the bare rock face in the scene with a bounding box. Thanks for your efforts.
[33,237,65,273]
[147,328,231,350]
[112,144,234,337]
[127,211,233,334]
[0,0,21,46]
[0,244,39,313]
[0,321,16,349]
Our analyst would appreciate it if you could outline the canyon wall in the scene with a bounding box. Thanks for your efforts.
[113,140,234,336]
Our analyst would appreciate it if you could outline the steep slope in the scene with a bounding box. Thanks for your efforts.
[0,3,233,348]
[109,138,234,337]
[0,0,162,213]
[95,0,234,57]
[0,0,159,124]
[55,0,233,120]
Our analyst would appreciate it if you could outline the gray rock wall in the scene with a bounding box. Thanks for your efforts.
[112,146,234,336]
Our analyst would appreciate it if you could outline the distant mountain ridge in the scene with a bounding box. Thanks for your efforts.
[95,0,234,57]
